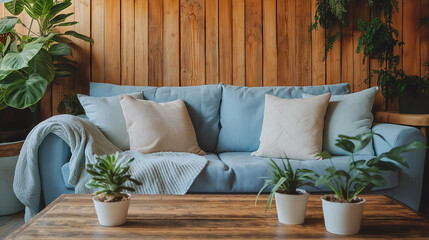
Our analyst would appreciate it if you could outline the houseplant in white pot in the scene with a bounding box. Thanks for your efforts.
[86,152,142,227]
[316,132,426,235]
[255,158,317,224]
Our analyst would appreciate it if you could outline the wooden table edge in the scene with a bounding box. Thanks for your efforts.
[5,194,66,239]
[6,194,428,239]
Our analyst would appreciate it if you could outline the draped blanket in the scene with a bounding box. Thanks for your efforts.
[13,115,207,221]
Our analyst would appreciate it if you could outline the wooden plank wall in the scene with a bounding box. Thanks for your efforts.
[2,0,428,116]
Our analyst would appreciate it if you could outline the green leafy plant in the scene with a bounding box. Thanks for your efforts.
[57,93,84,115]
[255,158,318,212]
[372,65,429,108]
[0,0,93,111]
[310,0,351,58]
[85,152,142,202]
[316,132,427,203]
[310,0,400,62]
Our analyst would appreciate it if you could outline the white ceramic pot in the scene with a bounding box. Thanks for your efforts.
[321,195,366,235]
[93,193,131,226]
[275,189,309,224]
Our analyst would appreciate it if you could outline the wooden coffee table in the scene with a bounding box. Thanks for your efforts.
[6,194,429,239]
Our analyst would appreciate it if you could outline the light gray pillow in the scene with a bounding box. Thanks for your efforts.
[302,87,378,156]
[78,92,143,150]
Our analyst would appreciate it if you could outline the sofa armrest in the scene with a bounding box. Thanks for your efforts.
[38,133,74,206]
[372,123,427,210]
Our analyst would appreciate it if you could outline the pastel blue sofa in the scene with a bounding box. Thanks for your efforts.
[38,83,427,210]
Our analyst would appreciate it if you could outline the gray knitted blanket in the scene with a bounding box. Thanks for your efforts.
[13,115,207,221]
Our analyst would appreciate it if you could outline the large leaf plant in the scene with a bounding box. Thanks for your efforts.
[0,0,93,111]
[316,132,427,203]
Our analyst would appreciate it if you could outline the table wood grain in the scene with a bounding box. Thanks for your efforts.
[6,194,429,239]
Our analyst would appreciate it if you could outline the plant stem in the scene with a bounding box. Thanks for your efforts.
[27,19,33,39]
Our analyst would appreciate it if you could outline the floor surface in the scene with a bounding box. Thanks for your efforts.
[0,211,24,239]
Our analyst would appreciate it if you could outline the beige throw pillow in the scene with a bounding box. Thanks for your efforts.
[252,93,331,160]
[120,95,205,155]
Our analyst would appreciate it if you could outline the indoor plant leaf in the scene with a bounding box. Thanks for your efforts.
[50,12,74,24]
[4,0,24,15]
[4,73,48,109]
[47,0,71,20]
[27,48,55,84]
[0,16,19,34]
[0,70,24,87]
[54,21,77,27]
[63,30,94,43]
[48,43,72,56]
[32,0,54,17]
[1,42,43,70]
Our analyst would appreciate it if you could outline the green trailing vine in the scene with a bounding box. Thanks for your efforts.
[310,0,429,109]
[310,0,351,58]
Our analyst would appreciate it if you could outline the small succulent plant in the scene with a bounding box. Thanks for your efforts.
[256,157,318,212]
[86,152,142,202]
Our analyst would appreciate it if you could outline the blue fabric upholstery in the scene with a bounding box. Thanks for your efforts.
[38,134,74,206]
[89,82,222,152]
[217,152,398,193]
[216,83,351,152]
[373,123,427,210]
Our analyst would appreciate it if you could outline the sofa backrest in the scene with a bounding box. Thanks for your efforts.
[89,82,222,152]
[216,83,350,153]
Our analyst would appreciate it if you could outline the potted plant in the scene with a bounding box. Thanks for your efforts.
[0,0,92,216]
[316,132,427,235]
[255,158,317,224]
[85,152,142,227]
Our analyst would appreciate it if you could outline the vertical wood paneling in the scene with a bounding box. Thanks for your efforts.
[104,0,121,85]
[135,0,149,86]
[148,0,163,86]
[180,0,205,86]
[52,3,75,115]
[219,0,233,85]
[245,0,262,87]
[32,0,427,116]
[91,0,105,83]
[74,0,91,94]
[403,0,421,76]
[163,0,180,86]
[353,4,369,92]
[311,0,326,86]
[205,0,219,85]
[232,0,245,86]
[263,0,277,86]
[421,0,429,76]
[295,0,311,86]
[277,0,296,86]
[121,0,135,86]
[341,4,354,91]
[326,24,341,84]
[387,0,403,111]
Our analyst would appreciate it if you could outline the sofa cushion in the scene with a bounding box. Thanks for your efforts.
[218,152,398,193]
[78,92,143,150]
[188,153,232,192]
[90,82,222,152]
[252,93,331,160]
[120,95,205,155]
[302,87,378,156]
[61,153,232,192]
[216,83,351,153]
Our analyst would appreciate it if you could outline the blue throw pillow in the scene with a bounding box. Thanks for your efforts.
[216,83,350,153]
